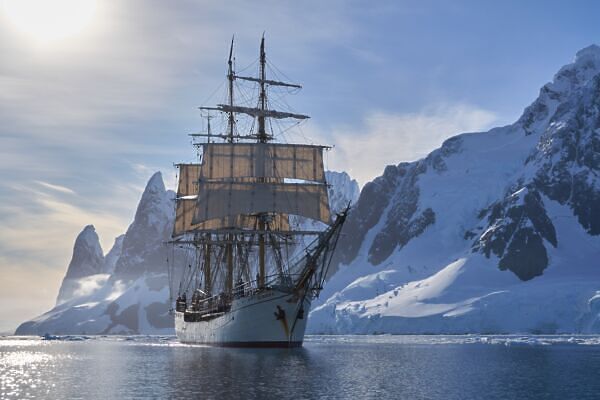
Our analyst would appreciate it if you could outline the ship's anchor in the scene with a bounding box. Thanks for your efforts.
[274,305,286,320]
[274,305,290,339]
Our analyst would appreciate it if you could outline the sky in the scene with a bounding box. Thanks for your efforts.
[1,0,599,332]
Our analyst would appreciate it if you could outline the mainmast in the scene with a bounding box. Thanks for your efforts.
[225,37,235,295]
[257,36,267,287]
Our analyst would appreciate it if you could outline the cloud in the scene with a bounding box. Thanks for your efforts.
[35,180,76,195]
[324,104,497,186]
[0,0,356,133]
[0,184,128,262]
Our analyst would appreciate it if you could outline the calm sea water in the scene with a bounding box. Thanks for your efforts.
[2,335,600,400]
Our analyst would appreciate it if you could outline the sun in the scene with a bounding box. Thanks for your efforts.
[1,0,97,43]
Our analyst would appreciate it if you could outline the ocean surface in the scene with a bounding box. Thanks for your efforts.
[2,335,600,400]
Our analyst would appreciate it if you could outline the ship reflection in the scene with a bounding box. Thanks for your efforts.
[167,346,314,398]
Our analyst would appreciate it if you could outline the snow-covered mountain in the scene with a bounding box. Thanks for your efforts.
[16,172,176,335]
[15,171,358,335]
[308,45,600,334]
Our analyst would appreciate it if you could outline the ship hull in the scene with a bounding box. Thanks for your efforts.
[175,288,311,347]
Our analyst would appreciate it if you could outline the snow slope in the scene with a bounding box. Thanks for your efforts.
[309,45,600,334]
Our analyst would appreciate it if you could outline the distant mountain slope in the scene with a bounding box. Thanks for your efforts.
[309,45,600,334]
[16,171,358,335]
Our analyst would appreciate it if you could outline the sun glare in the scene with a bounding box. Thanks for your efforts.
[1,0,97,43]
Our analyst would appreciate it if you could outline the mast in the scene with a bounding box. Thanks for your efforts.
[226,239,233,294]
[227,36,235,142]
[258,219,266,287]
[258,35,267,142]
[203,111,213,295]
[204,239,212,294]
[257,35,267,287]
[225,36,235,294]
[206,113,212,143]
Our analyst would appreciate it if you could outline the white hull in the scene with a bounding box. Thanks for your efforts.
[175,289,311,347]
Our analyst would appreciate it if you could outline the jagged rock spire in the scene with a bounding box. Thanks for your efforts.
[113,172,175,278]
[56,225,104,305]
[63,225,104,280]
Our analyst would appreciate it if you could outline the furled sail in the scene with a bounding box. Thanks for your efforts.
[192,181,330,225]
[234,75,302,89]
[200,104,309,120]
[200,143,326,183]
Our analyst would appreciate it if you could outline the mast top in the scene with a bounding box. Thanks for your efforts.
[197,35,307,145]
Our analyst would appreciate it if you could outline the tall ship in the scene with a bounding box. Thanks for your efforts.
[168,36,348,347]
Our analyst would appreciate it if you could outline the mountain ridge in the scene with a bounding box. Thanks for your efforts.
[308,45,600,334]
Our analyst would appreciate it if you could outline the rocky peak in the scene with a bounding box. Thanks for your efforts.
[113,172,175,278]
[518,44,600,135]
[469,45,600,278]
[56,225,105,305]
[326,170,360,213]
[462,46,599,281]
[133,172,172,231]
[551,45,600,93]
[519,45,600,237]
[63,225,104,280]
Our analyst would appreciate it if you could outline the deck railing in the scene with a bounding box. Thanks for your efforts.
[177,273,302,316]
